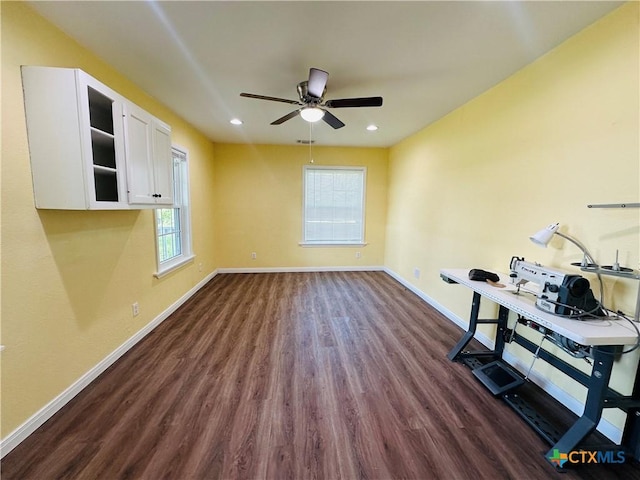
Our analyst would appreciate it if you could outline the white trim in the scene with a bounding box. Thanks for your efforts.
[154,146,192,275]
[218,266,385,274]
[299,242,368,248]
[382,267,623,444]
[382,267,494,342]
[0,269,219,458]
[154,254,195,278]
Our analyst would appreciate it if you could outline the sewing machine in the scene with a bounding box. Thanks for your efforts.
[441,267,640,464]
[509,256,604,318]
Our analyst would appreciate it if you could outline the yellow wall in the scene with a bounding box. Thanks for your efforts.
[386,2,639,431]
[213,144,388,268]
[1,2,217,436]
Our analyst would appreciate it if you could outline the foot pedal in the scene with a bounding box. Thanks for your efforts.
[472,360,525,395]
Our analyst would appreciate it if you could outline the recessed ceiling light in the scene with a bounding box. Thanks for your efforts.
[230,118,243,125]
[366,124,378,131]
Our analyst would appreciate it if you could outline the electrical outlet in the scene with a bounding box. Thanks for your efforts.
[132,302,139,317]
[251,252,257,260]
[355,251,361,259]
[198,262,203,272]
[413,268,420,279]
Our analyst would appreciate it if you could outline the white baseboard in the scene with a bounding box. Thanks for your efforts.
[383,267,623,444]
[217,265,385,274]
[0,269,219,458]
[383,267,496,347]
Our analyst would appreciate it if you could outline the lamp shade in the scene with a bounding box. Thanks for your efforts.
[530,222,560,247]
[300,107,325,123]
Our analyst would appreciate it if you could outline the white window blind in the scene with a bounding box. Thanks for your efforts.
[303,166,366,245]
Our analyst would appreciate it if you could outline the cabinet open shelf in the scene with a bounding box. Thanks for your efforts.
[88,86,114,134]
[93,167,119,202]
[86,84,119,202]
[90,128,116,169]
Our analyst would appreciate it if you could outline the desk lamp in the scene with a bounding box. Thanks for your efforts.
[530,222,605,308]
[529,222,598,269]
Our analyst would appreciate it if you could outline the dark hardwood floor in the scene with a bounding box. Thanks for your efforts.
[2,271,639,479]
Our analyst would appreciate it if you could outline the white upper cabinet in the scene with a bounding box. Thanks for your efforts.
[123,102,173,205]
[22,66,128,209]
[21,66,173,210]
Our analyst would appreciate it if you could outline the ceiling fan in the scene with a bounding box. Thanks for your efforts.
[240,68,383,129]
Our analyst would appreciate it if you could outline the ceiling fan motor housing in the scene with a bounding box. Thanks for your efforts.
[297,81,325,104]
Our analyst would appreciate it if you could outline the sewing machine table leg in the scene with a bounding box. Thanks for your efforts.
[448,291,481,361]
[545,345,617,462]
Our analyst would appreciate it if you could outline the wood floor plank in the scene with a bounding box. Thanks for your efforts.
[2,271,639,479]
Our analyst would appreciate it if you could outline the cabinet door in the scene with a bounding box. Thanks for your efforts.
[123,102,174,206]
[152,120,174,205]
[123,102,155,204]
[22,66,128,210]
[22,67,86,209]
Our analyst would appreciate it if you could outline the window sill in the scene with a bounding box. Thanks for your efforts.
[299,242,368,248]
[154,254,195,278]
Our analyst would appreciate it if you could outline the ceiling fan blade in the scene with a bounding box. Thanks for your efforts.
[271,109,301,125]
[321,110,345,129]
[307,68,329,98]
[240,92,301,105]
[324,97,383,108]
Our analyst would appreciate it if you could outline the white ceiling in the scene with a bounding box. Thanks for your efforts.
[28,1,623,148]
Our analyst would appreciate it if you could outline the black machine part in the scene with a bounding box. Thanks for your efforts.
[554,275,604,317]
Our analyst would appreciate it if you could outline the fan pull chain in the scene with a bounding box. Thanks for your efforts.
[309,122,314,163]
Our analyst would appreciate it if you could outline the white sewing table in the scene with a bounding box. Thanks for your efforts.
[440,268,640,467]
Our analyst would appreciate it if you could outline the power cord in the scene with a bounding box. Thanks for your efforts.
[598,309,640,356]
[523,295,640,356]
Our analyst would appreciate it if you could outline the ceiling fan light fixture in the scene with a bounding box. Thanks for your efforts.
[300,107,325,123]
[240,67,382,129]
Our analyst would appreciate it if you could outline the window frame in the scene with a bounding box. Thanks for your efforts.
[154,145,194,277]
[300,165,367,247]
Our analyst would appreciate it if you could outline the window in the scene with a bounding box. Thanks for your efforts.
[302,166,366,245]
[154,147,193,277]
